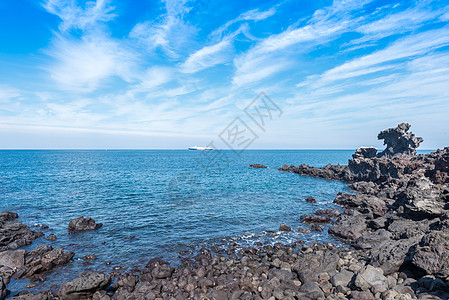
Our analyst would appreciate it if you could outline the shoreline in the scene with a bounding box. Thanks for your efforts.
[1,123,449,299]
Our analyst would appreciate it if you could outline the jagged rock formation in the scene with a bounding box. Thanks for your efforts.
[274,123,449,298]
[280,123,429,183]
[0,216,43,251]
[0,245,74,283]
[377,123,423,157]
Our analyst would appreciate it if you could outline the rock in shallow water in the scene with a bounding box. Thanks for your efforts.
[0,211,18,221]
[0,220,43,251]
[249,164,267,168]
[68,217,102,232]
[305,196,317,203]
[279,223,291,232]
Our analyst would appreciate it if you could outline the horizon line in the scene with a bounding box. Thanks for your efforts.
[0,148,437,151]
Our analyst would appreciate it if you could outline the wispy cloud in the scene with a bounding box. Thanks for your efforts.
[347,5,448,47]
[45,34,139,91]
[129,0,196,59]
[0,86,20,103]
[210,7,276,39]
[300,26,449,89]
[181,39,233,73]
[43,0,116,32]
[232,0,371,86]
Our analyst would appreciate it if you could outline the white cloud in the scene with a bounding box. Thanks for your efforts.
[231,0,371,86]
[211,7,276,39]
[181,39,233,73]
[135,67,173,91]
[43,0,116,32]
[129,0,196,58]
[0,86,20,103]
[46,35,138,91]
[306,26,449,88]
[347,6,448,47]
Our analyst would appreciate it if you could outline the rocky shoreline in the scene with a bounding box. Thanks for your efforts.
[1,123,449,299]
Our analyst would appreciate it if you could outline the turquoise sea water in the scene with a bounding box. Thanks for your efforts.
[1,150,353,294]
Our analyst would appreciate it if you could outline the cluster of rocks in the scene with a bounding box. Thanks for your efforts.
[0,245,74,282]
[0,215,104,299]
[0,213,43,252]
[276,123,449,299]
[5,242,414,300]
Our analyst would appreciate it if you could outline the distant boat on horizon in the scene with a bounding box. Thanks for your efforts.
[188,146,214,151]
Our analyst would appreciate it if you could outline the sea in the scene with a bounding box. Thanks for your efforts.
[1,150,354,295]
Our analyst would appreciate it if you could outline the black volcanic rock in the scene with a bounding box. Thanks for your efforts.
[0,219,43,251]
[305,196,316,203]
[352,147,378,159]
[0,211,18,221]
[377,123,423,158]
[59,272,110,299]
[249,164,268,168]
[68,217,102,232]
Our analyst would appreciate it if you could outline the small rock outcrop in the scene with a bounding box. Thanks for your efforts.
[305,196,316,203]
[249,164,267,168]
[4,245,75,281]
[279,223,291,231]
[0,218,44,251]
[59,272,110,299]
[0,211,18,221]
[0,250,26,269]
[68,217,102,232]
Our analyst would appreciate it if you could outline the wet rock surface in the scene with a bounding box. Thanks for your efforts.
[0,218,44,252]
[249,164,268,169]
[68,217,102,232]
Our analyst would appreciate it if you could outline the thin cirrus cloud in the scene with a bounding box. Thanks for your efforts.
[180,39,233,73]
[302,26,449,89]
[43,0,116,31]
[129,0,196,59]
[45,35,138,92]
[231,0,369,86]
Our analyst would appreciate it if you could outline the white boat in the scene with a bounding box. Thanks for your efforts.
[188,146,214,151]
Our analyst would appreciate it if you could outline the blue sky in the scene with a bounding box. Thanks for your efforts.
[0,0,448,149]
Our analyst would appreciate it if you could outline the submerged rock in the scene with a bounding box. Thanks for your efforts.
[249,164,267,168]
[305,196,316,203]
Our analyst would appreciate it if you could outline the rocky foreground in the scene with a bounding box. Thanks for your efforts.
[1,123,449,299]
